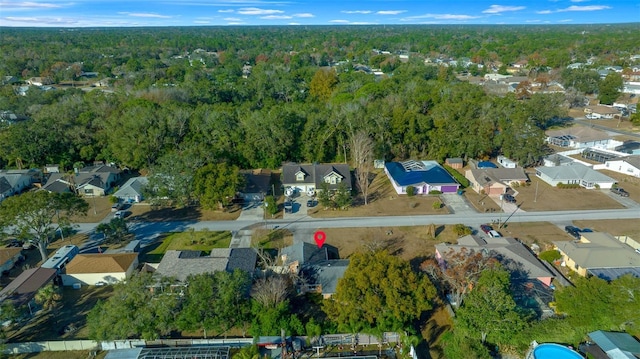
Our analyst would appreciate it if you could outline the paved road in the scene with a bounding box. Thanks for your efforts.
[73,207,640,244]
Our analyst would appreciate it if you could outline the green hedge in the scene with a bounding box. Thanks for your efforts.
[443,164,470,188]
[557,182,581,189]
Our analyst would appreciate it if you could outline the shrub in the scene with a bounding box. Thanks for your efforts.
[432,201,443,210]
[429,190,442,195]
[443,164,470,188]
[406,185,416,197]
[453,224,472,236]
[109,195,119,204]
[539,249,562,263]
[557,183,581,189]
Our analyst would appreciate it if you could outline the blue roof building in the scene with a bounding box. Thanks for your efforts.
[384,160,459,194]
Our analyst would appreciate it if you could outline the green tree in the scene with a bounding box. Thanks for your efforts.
[35,284,62,312]
[0,192,88,262]
[317,182,333,209]
[145,151,202,208]
[333,181,352,210]
[95,218,129,244]
[264,195,278,217]
[323,250,436,334]
[309,68,338,102]
[455,268,531,345]
[598,73,623,105]
[87,273,180,340]
[193,163,243,210]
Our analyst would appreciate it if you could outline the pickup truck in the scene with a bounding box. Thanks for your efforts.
[610,187,629,197]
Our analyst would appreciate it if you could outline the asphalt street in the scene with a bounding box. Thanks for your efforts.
[73,207,640,245]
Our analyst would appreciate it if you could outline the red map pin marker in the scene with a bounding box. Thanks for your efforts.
[314,231,326,248]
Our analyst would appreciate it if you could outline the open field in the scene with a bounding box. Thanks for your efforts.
[67,196,113,223]
[252,228,293,249]
[309,170,450,218]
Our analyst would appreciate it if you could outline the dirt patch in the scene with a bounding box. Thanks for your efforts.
[309,170,450,218]
[252,228,294,249]
[127,203,241,221]
[572,219,640,239]
[463,189,502,213]
[515,173,624,211]
[494,222,572,251]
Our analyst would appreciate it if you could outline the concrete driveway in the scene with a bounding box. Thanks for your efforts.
[237,200,265,221]
[283,195,309,220]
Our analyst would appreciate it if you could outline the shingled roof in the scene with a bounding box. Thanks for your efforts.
[155,248,257,282]
[65,253,138,274]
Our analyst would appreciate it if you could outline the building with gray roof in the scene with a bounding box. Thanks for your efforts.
[584,330,640,359]
[535,163,616,189]
[554,232,640,280]
[154,248,257,282]
[281,163,351,195]
[113,176,148,203]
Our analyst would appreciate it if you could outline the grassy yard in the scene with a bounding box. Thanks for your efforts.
[251,228,293,249]
[140,230,232,262]
[127,203,242,222]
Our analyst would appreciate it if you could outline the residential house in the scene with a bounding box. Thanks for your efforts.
[279,241,348,299]
[546,127,620,149]
[113,176,148,203]
[384,160,460,194]
[0,171,33,202]
[281,163,351,196]
[597,155,640,178]
[435,235,555,286]
[585,105,620,119]
[554,232,640,280]
[0,247,24,274]
[154,248,257,282]
[238,169,272,202]
[542,153,575,167]
[445,158,464,169]
[61,253,139,286]
[583,330,640,359]
[25,77,53,86]
[42,163,121,196]
[465,167,528,195]
[0,267,57,311]
[535,163,616,189]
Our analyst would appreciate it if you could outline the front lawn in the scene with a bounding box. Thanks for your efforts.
[141,230,232,262]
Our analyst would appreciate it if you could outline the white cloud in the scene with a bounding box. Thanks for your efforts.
[570,0,589,2]
[261,15,291,19]
[341,10,372,14]
[403,13,481,20]
[482,5,526,14]
[525,19,542,23]
[329,19,350,23]
[193,20,211,24]
[223,17,241,21]
[558,18,573,22]
[118,12,172,18]
[237,7,283,15]
[0,1,67,10]
[226,22,245,25]
[376,10,406,15]
[293,13,314,18]
[558,5,610,11]
[2,15,77,24]
[218,9,234,13]
[288,22,300,25]
[536,10,553,14]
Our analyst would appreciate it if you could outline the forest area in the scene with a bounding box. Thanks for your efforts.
[0,24,639,175]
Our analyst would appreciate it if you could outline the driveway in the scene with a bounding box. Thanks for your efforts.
[440,193,477,215]
[237,200,265,221]
[602,189,640,209]
[283,195,309,220]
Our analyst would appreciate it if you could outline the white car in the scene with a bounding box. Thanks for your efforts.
[114,210,126,219]
[488,230,502,238]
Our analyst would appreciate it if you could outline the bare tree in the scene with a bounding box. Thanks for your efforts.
[350,130,374,205]
[251,275,291,308]
[421,248,498,308]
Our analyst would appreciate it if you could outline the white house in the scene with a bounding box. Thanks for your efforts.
[61,253,138,286]
[113,176,148,203]
[281,163,351,195]
[596,156,640,178]
[546,127,622,150]
[535,163,616,189]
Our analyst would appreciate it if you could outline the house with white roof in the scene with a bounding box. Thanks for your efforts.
[595,155,640,178]
[545,127,622,150]
[535,163,616,189]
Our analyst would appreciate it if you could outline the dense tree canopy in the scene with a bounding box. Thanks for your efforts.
[324,250,436,334]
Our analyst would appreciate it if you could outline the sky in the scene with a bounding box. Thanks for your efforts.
[0,0,638,27]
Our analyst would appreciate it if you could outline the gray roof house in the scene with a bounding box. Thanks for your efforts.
[300,259,350,299]
[584,330,640,359]
[42,164,121,196]
[154,248,257,282]
[239,169,272,201]
[435,235,555,287]
[599,155,640,178]
[113,176,148,203]
[535,163,616,189]
[546,127,617,149]
[282,163,351,195]
[554,232,640,280]
[0,172,33,202]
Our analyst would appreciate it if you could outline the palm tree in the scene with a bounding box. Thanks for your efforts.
[35,284,62,311]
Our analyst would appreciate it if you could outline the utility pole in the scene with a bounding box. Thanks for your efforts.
[534,181,539,203]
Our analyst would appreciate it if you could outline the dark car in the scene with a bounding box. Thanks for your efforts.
[6,239,23,248]
[480,224,493,234]
[306,199,317,207]
[579,228,593,233]
[610,187,630,197]
[565,225,581,239]
[503,194,516,203]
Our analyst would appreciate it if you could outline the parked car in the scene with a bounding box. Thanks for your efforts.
[284,202,293,213]
[111,202,124,211]
[114,210,126,219]
[610,187,629,197]
[488,230,502,238]
[565,225,581,239]
[6,239,23,248]
[503,194,516,203]
[306,199,317,207]
[480,224,493,234]
[579,228,593,233]
[22,239,36,250]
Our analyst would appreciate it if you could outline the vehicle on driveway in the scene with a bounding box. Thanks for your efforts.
[610,187,629,197]
[502,193,516,203]
[114,210,126,219]
[488,230,502,238]
[111,202,125,211]
[480,224,493,234]
[306,199,317,207]
[565,225,581,239]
